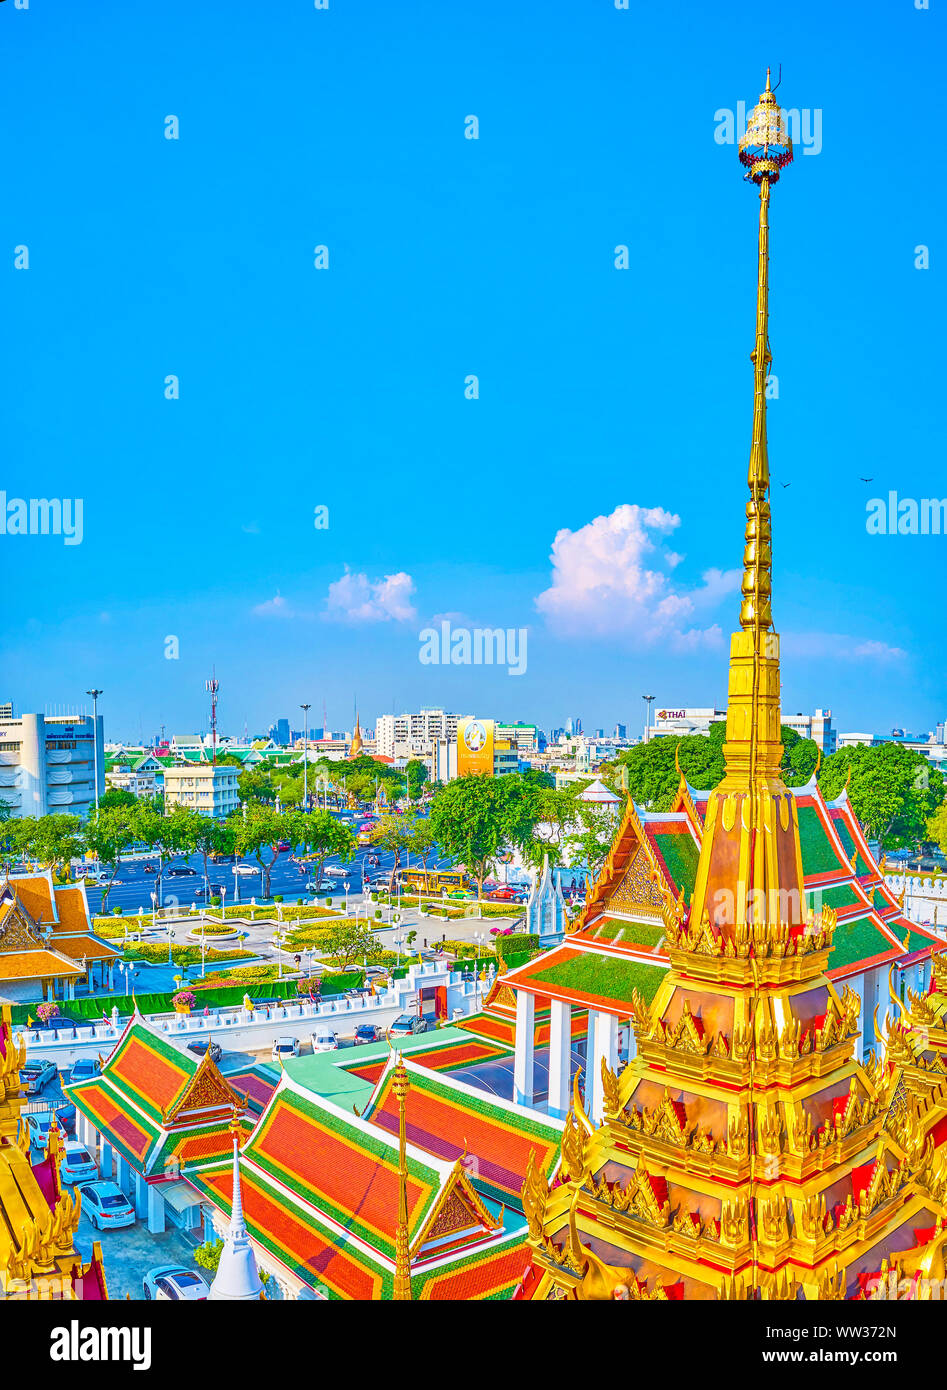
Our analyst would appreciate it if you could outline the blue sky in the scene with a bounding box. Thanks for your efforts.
[1,0,943,743]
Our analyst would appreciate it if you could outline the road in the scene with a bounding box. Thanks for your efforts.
[81,843,457,917]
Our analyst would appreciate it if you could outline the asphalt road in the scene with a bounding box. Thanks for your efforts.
[82,843,456,916]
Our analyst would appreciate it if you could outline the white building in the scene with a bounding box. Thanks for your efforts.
[163,764,240,819]
[782,708,837,754]
[645,706,726,742]
[376,708,457,760]
[0,712,104,819]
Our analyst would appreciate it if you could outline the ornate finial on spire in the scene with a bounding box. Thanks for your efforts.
[392,1051,413,1301]
[736,72,792,636]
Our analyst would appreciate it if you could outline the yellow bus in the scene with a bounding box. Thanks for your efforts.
[399,867,469,896]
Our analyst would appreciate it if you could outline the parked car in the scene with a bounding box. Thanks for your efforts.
[60,1141,99,1185]
[69,1058,102,1084]
[187,1039,223,1063]
[25,1111,56,1153]
[271,1036,300,1062]
[20,1059,57,1094]
[389,1014,427,1038]
[79,1182,136,1230]
[143,1266,210,1301]
[353,1024,380,1045]
[310,1029,339,1053]
[55,1101,77,1137]
[166,865,197,877]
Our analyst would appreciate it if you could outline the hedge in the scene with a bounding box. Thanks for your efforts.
[9,970,366,1026]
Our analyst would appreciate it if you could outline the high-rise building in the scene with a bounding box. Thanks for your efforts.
[782,708,837,754]
[614,723,627,740]
[269,717,290,747]
[0,712,104,819]
[376,708,457,759]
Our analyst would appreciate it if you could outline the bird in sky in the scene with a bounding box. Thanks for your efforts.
[779,482,791,489]
[859,476,874,482]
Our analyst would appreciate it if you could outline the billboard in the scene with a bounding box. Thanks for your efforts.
[457,717,495,777]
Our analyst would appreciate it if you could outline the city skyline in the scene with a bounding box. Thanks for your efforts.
[3,1,944,747]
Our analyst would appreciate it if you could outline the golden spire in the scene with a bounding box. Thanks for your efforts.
[687,71,801,937]
[737,67,792,636]
[349,707,363,759]
[391,1052,413,1301]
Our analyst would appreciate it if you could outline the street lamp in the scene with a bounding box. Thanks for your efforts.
[232,865,240,905]
[86,689,103,818]
[167,927,175,967]
[300,704,312,809]
[642,694,655,742]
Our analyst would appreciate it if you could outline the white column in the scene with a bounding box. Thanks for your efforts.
[513,989,535,1107]
[547,998,572,1120]
[588,1010,618,1124]
[134,1171,149,1219]
[99,1140,113,1179]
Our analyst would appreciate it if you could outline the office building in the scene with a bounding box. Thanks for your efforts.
[163,764,240,819]
[0,712,104,819]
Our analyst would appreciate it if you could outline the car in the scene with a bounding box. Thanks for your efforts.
[233,864,257,877]
[60,1141,99,1185]
[69,1057,102,1084]
[211,852,237,864]
[389,1014,428,1038]
[271,1036,300,1062]
[25,1111,56,1152]
[353,1024,380,1045]
[486,887,525,902]
[322,864,350,879]
[142,863,157,873]
[79,1181,136,1230]
[166,866,197,877]
[20,1059,57,1094]
[187,1039,223,1063]
[55,1101,77,1136]
[143,1265,211,1301]
[310,1029,339,1052]
[276,840,292,852]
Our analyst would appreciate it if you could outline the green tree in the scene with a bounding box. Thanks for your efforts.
[927,803,947,857]
[288,809,355,888]
[404,759,429,802]
[98,788,138,811]
[563,801,623,882]
[787,737,819,786]
[12,814,84,878]
[320,920,379,972]
[237,765,277,806]
[407,817,436,870]
[371,812,418,886]
[233,805,288,897]
[428,774,540,897]
[83,805,145,910]
[819,743,945,848]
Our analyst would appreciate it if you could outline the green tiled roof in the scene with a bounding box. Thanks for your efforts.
[528,950,666,1008]
[797,804,847,877]
[650,830,700,904]
[805,883,862,913]
[829,814,872,876]
[828,916,896,972]
[593,918,664,949]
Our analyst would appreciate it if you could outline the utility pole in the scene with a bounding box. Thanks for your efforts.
[642,694,655,743]
[300,704,312,809]
[86,689,103,816]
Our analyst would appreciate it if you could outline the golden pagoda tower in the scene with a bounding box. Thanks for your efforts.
[349,709,364,760]
[519,72,947,1302]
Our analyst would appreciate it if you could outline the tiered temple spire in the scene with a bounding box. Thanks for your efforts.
[209,1110,264,1301]
[517,72,947,1303]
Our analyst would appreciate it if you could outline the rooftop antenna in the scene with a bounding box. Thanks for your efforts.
[205,668,220,766]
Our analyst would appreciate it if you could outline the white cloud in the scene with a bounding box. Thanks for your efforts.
[782,633,908,665]
[323,569,416,624]
[251,590,298,619]
[534,503,739,645]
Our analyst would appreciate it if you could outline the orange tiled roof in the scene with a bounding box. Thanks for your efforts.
[4,876,56,925]
[51,935,120,962]
[0,950,84,979]
[51,885,92,934]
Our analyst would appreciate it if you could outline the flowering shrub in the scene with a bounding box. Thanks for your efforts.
[171,990,197,1009]
[36,1003,60,1023]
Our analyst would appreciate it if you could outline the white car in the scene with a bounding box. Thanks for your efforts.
[322,865,350,879]
[233,864,258,877]
[81,870,111,885]
[310,1029,339,1053]
[271,1036,300,1063]
[60,1141,99,1186]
